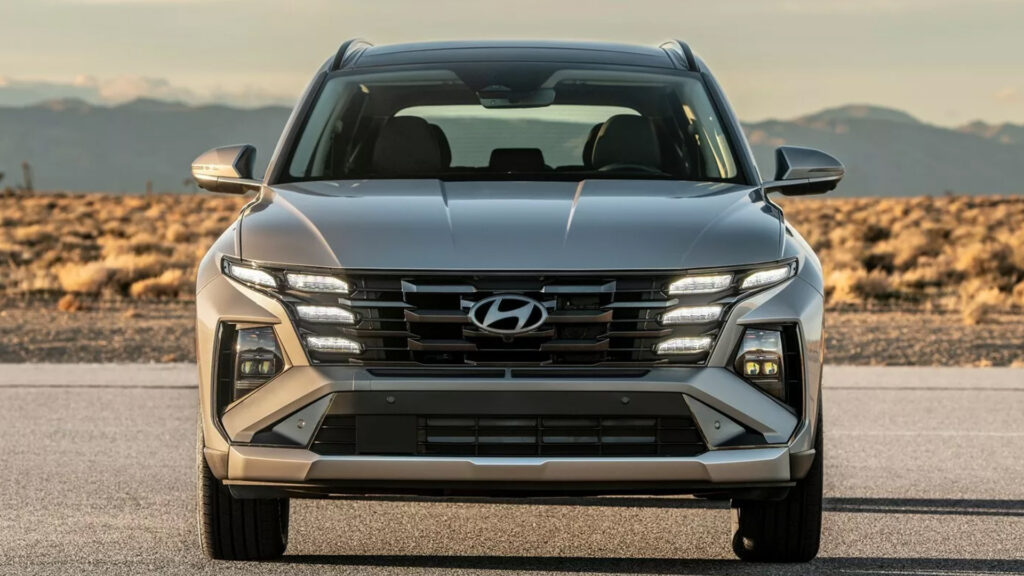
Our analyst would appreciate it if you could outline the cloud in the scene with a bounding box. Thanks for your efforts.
[70,75,198,103]
[993,87,1019,103]
[0,75,294,108]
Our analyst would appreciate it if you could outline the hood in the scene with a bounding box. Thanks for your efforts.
[239,179,783,271]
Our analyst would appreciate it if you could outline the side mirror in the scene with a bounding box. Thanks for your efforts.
[191,145,261,194]
[762,146,844,196]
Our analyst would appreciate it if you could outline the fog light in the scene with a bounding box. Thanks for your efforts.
[234,326,283,400]
[661,305,722,325]
[668,274,732,295]
[654,336,712,355]
[286,273,349,293]
[239,358,258,376]
[306,336,363,354]
[295,305,356,324]
[734,328,785,400]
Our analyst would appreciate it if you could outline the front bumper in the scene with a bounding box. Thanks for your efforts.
[197,257,824,494]
[205,366,811,493]
[226,446,792,485]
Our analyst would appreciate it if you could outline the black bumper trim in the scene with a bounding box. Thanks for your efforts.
[226,479,795,500]
[310,391,706,458]
[326,391,687,416]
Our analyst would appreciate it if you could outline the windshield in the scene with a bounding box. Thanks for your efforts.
[283,65,740,183]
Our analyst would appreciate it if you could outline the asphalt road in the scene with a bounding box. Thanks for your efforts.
[1,365,1022,576]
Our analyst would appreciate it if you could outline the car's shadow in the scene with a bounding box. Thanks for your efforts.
[280,555,1024,575]
[333,494,1024,517]
[277,497,1024,574]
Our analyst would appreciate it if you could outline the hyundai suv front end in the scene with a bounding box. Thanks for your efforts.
[191,40,843,563]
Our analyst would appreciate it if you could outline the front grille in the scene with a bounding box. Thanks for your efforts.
[310,414,706,457]
[292,274,731,366]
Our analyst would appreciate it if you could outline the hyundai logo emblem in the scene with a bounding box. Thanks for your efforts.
[468,295,548,335]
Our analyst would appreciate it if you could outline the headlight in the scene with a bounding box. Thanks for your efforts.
[654,336,712,355]
[668,274,732,295]
[734,328,785,400]
[286,273,349,293]
[306,336,363,354]
[660,305,722,325]
[295,305,356,324]
[223,261,277,289]
[232,326,283,400]
[740,264,794,291]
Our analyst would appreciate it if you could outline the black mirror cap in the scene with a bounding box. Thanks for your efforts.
[191,144,261,195]
[763,146,845,196]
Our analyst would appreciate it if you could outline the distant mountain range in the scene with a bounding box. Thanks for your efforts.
[0,99,1021,196]
[744,105,1024,196]
[0,98,290,193]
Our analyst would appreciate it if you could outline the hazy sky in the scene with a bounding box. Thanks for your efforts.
[1,0,1022,126]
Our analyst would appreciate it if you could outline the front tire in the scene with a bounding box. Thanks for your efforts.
[197,428,289,560]
[730,413,823,562]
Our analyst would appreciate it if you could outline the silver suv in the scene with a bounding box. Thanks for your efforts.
[192,40,843,563]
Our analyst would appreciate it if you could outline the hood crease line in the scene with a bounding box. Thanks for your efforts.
[438,180,456,250]
[562,180,586,248]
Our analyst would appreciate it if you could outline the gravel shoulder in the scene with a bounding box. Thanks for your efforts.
[1,298,1023,365]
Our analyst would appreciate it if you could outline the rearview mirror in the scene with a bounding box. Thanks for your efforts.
[191,144,261,194]
[762,146,844,196]
[477,86,556,108]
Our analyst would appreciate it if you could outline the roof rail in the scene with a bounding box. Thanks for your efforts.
[329,38,373,71]
[658,40,699,72]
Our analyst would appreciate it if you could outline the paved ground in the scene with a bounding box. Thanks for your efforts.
[0,365,1022,575]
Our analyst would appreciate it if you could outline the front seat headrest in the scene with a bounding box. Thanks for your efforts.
[590,115,661,170]
[489,148,547,173]
[429,124,452,168]
[581,122,603,168]
[372,116,443,175]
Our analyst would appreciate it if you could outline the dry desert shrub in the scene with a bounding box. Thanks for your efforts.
[959,279,1008,326]
[0,192,244,298]
[780,195,1024,319]
[129,269,187,299]
[56,261,112,294]
[164,223,191,243]
[10,267,60,292]
[103,252,167,285]
[1012,281,1024,308]
[12,224,56,245]
[57,293,86,312]
[953,241,1015,281]
[827,267,893,304]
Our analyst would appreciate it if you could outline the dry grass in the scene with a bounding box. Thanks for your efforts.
[0,193,244,302]
[780,195,1024,322]
[129,269,188,299]
[1,193,1022,325]
[56,293,86,312]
